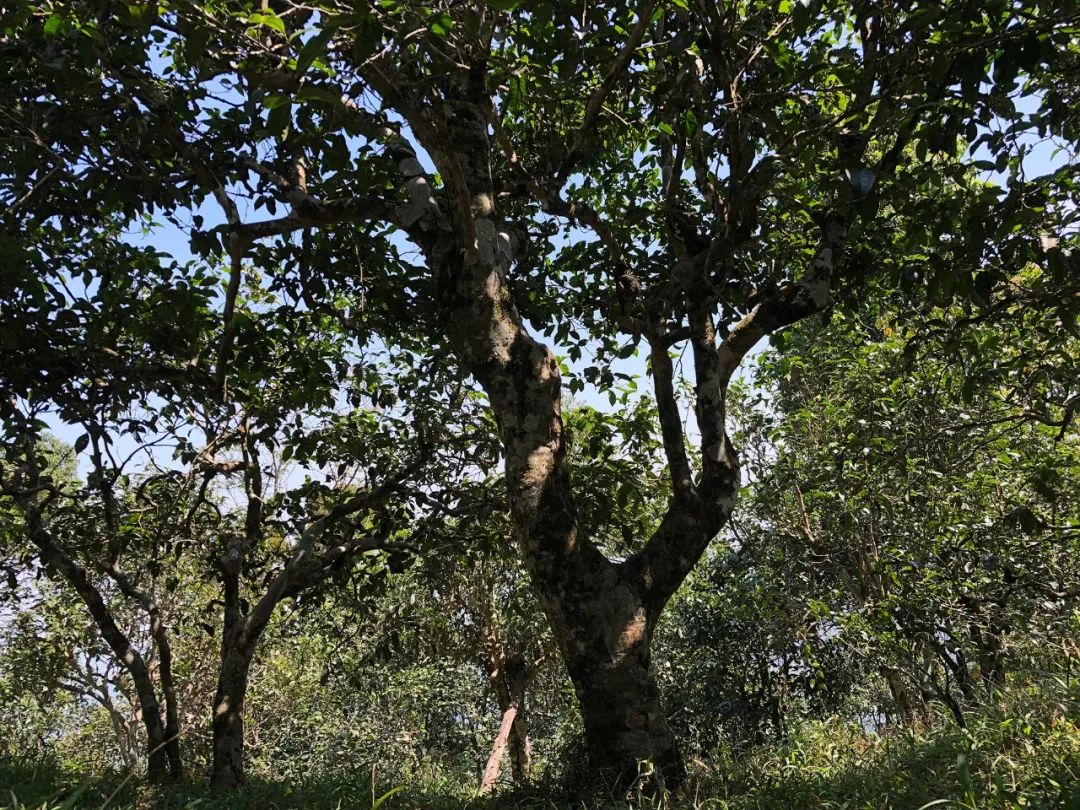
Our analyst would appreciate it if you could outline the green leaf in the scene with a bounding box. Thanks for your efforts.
[429,12,452,36]
[683,109,698,137]
[263,94,291,109]
[248,11,286,34]
[296,28,337,75]
[266,99,292,137]
[296,86,344,106]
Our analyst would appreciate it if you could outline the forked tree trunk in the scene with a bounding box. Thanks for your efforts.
[390,68,779,793]
[205,457,388,789]
[420,210,711,792]
[423,213,693,792]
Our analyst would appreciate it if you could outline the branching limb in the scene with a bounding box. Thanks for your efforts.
[558,2,657,181]
[239,456,425,647]
[716,214,847,386]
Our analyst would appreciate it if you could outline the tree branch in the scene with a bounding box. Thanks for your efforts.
[557,2,657,181]
[648,338,693,501]
[716,214,847,387]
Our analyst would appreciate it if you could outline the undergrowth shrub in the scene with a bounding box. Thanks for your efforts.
[3,678,1077,809]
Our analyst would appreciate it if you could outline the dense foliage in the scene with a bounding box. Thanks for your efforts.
[1,0,1078,806]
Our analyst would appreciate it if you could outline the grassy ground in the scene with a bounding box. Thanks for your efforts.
[4,685,1079,810]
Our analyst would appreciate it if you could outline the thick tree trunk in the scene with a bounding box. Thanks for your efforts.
[418,208,691,792]
[574,653,679,788]
[554,582,681,791]
[210,639,253,789]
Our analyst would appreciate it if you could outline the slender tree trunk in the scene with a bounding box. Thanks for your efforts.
[507,707,531,784]
[105,564,184,781]
[881,666,918,726]
[481,657,531,792]
[481,699,521,792]
[939,687,967,728]
[147,600,183,780]
[210,452,262,790]
[974,625,1006,693]
[19,504,172,783]
[205,437,381,789]
[160,656,183,780]
[101,698,139,772]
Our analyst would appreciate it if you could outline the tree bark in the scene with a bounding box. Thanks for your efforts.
[560,579,681,790]
[18,503,172,783]
[481,655,532,792]
[881,666,918,726]
[210,637,254,789]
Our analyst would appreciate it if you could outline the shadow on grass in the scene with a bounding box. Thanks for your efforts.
[1,760,500,810]
[4,721,1079,810]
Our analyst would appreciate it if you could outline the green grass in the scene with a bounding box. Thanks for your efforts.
[0,765,466,810]
[4,683,1079,810]
[693,681,1080,809]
